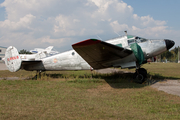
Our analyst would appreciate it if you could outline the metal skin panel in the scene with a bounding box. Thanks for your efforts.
[20,54,36,61]
[139,40,167,59]
[42,50,91,71]
[106,36,128,47]
[23,50,91,71]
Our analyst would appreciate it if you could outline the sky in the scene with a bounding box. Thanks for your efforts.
[0,0,179,52]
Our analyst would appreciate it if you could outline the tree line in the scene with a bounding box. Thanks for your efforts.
[160,47,179,62]
[19,49,32,54]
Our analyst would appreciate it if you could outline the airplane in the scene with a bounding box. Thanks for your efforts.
[72,35,174,83]
[3,33,175,83]
[20,46,54,61]
[30,46,59,55]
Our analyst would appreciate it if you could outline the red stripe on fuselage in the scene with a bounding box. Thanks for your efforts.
[7,56,19,61]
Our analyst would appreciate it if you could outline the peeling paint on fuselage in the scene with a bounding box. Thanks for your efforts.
[43,50,90,71]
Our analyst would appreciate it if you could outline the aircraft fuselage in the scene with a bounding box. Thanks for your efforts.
[23,35,174,71]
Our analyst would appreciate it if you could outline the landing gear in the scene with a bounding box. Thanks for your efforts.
[35,70,42,79]
[133,68,147,84]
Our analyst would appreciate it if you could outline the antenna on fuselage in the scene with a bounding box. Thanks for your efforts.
[96,35,102,40]
[114,31,121,36]
[124,30,127,35]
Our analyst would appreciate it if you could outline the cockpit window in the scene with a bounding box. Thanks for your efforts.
[135,37,147,43]
[140,39,147,42]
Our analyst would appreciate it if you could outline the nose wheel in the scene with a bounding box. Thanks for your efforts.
[133,68,147,84]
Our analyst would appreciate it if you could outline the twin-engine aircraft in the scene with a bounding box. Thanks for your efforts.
[4,34,174,83]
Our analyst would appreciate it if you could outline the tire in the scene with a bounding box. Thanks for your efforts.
[133,68,147,84]
[139,68,147,78]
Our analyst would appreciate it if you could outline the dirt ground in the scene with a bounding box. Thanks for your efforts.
[0,62,8,70]
[151,80,180,97]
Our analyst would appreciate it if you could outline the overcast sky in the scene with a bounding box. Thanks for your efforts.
[0,0,179,52]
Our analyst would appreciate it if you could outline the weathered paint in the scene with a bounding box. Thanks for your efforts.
[42,50,91,71]
[4,35,175,72]
[4,46,21,72]
[106,36,128,47]
[116,44,122,47]
[130,43,144,65]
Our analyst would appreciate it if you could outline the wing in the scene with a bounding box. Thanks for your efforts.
[72,39,133,69]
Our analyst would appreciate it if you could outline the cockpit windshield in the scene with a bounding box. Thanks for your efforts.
[135,37,148,43]
[127,36,148,46]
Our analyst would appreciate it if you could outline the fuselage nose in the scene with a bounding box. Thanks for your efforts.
[165,39,175,50]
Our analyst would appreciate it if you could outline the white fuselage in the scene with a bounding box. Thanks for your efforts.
[22,35,169,71]
[23,50,92,71]
[4,35,174,72]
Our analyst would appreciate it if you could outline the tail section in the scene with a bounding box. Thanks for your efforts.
[30,46,54,54]
[44,46,53,54]
[35,46,54,60]
[4,46,22,72]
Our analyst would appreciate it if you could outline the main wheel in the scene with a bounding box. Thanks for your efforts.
[133,68,147,84]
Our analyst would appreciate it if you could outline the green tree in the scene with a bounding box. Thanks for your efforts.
[160,47,179,62]
[19,49,32,54]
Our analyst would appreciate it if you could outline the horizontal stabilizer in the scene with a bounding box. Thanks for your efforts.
[44,46,53,54]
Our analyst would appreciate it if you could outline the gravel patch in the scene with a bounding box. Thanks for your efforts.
[0,62,8,70]
[151,80,180,97]
[0,77,28,80]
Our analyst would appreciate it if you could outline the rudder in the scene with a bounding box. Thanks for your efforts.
[4,46,22,72]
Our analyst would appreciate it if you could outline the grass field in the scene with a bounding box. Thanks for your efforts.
[0,63,180,119]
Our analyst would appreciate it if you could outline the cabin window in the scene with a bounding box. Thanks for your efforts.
[140,39,147,42]
[128,39,135,45]
[0,49,1,52]
[72,52,75,56]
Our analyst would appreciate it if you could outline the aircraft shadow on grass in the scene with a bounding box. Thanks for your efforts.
[30,72,140,89]
[30,71,180,89]
[29,70,180,89]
